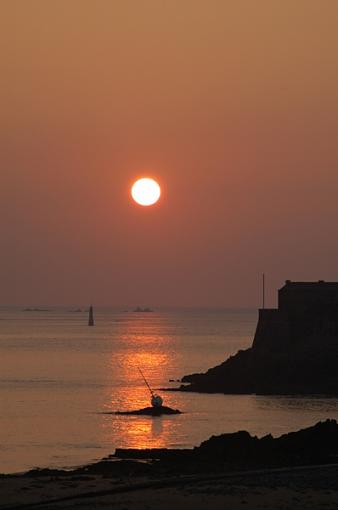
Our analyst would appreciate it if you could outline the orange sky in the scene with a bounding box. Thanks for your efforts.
[1,1,338,307]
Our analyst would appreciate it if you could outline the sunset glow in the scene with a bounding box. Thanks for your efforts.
[131,178,161,206]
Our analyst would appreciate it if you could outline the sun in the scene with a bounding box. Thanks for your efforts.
[131,178,161,206]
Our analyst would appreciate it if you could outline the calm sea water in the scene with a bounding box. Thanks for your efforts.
[1,307,338,473]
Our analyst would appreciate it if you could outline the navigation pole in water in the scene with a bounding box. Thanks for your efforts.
[88,305,94,326]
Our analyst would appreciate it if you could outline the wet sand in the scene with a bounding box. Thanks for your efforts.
[2,464,338,510]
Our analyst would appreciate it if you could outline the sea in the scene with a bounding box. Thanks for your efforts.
[1,306,338,474]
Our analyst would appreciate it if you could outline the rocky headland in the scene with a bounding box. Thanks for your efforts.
[177,281,338,395]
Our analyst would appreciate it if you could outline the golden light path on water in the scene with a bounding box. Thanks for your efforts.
[103,317,174,449]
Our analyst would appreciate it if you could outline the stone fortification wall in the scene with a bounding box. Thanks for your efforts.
[252,309,289,353]
[278,281,338,315]
[180,281,338,394]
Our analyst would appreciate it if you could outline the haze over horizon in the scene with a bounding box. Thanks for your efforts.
[1,1,338,308]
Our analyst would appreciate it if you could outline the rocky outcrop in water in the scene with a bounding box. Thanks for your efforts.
[110,406,181,416]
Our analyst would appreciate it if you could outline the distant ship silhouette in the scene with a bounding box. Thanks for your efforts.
[133,306,153,313]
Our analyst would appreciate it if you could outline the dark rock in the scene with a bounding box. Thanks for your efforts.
[114,448,191,460]
[23,468,68,477]
[17,419,338,478]
[193,418,338,467]
[114,419,338,471]
[114,406,181,416]
[75,460,152,476]
[180,348,254,394]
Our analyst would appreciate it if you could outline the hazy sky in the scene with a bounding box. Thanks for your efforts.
[1,1,338,307]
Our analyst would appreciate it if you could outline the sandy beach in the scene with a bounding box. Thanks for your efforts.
[1,464,338,509]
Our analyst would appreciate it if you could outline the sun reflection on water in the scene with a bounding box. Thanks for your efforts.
[101,314,178,449]
[103,415,176,450]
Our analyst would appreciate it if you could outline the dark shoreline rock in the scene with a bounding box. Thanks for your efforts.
[15,419,338,479]
[107,406,181,416]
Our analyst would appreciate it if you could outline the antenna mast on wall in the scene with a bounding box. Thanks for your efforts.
[262,273,265,309]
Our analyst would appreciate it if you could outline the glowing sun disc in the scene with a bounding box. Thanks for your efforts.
[131,178,161,206]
